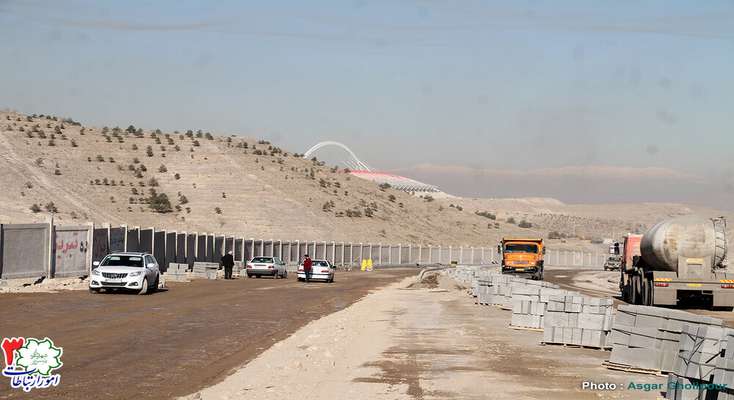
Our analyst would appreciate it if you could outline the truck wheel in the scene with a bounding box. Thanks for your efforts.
[630,276,640,304]
[642,277,651,306]
[619,272,628,302]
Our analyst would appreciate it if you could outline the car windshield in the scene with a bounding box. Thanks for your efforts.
[505,244,538,254]
[251,257,273,263]
[101,255,144,268]
[314,261,329,267]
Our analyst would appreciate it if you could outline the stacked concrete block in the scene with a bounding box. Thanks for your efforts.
[542,295,613,348]
[163,263,190,282]
[490,275,558,309]
[232,261,244,278]
[609,305,723,374]
[446,265,486,292]
[192,262,220,280]
[475,279,494,305]
[664,324,733,400]
[511,299,544,329]
[510,284,585,330]
[712,332,734,400]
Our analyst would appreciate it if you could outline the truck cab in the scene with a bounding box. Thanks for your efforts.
[499,238,545,280]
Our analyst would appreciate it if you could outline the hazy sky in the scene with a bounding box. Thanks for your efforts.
[1,1,733,208]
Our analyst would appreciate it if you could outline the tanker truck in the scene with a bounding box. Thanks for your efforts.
[619,215,733,308]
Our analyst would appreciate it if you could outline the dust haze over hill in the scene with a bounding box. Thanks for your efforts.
[1,110,730,252]
[394,163,734,211]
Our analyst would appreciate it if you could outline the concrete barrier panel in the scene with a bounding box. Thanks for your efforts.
[176,233,186,263]
[2,224,50,279]
[343,244,353,266]
[281,241,291,263]
[206,235,214,262]
[334,243,343,264]
[401,246,411,264]
[225,237,234,256]
[196,234,206,262]
[390,246,399,264]
[271,241,280,258]
[298,242,308,259]
[288,242,298,264]
[312,242,323,259]
[110,227,125,252]
[126,228,140,252]
[370,245,379,264]
[92,227,109,263]
[53,225,90,277]
[153,230,165,267]
[140,228,153,254]
[234,238,243,262]
[244,240,254,261]
[186,233,196,269]
[264,240,274,257]
[165,232,176,272]
[214,236,224,261]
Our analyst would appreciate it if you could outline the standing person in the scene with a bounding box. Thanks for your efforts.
[221,251,235,279]
[303,254,312,283]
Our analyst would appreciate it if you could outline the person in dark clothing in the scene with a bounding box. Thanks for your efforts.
[221,251,235,279]
[303,254,312,282]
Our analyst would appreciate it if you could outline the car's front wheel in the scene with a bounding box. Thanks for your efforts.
[149,274,159,293]
[138,278,149,295]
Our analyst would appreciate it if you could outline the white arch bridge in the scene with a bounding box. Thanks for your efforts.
[302,141,440,194]
[302,141,372,171]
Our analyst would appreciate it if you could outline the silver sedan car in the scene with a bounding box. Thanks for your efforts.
[246,256,288,279]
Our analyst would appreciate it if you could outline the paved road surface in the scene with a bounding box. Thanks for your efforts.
[0,269,415,399]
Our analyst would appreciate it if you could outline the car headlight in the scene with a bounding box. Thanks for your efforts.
[92,269,101,276]
[128,271,143,277]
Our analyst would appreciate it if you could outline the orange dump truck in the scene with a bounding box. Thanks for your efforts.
[499,238,545,280]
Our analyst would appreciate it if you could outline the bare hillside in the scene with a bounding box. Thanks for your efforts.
[1,110,728,251]
[0,111,543,247]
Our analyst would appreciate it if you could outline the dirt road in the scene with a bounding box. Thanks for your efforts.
[0,269,415,400]
[189,273,663,400]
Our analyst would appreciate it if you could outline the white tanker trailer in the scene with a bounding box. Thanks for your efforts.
[620,215,734,308]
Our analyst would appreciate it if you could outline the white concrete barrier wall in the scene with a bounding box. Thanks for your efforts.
[0,223,607,278]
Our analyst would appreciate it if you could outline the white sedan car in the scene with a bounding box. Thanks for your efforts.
[298,259,335,283]
[246,256,288,279]
[90,252,161,295]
